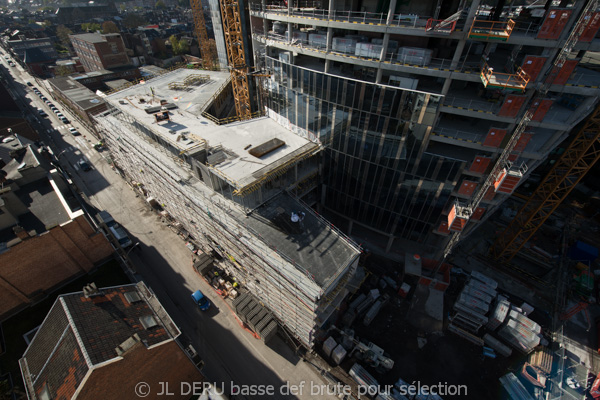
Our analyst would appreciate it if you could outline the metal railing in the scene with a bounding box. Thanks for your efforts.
[260,33,484,74]
[251,4,433,29]
[431,127,484,143]
[442,95,500,113]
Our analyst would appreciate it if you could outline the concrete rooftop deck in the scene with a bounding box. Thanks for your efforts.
[106,69,317,189]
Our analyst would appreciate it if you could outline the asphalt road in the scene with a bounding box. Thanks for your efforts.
[1,55,336,400]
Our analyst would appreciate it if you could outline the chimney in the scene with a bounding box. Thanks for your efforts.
[83,282,104,298]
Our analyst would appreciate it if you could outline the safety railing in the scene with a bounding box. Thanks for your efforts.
[468,19,515,41]
[480,62,529,91]
[431,127,484,144]
[442,96,500,113]
[260,33,484,74]
[426,18,457,34]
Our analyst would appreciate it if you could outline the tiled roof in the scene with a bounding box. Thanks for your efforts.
[20,282,181,400]
[63,286,171,365]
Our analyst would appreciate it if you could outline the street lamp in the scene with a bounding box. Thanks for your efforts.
[125,242,141,256]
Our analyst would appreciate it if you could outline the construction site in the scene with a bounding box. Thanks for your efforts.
[88,0,600,398]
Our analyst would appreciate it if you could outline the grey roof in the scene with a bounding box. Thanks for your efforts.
[70,32,107,43]
[49,76,105,111]
[245,192,360,288]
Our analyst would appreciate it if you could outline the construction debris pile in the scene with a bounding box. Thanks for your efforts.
[449,271,546,357]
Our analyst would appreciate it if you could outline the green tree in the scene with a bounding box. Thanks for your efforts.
[54,65,72,76]
[81,22,101,32]
[56,24,72,47]
[102,21,119,33]
[155,0,166,9]
[119,3,126,12]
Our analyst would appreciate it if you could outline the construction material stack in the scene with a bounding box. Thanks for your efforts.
[448,271,544,356]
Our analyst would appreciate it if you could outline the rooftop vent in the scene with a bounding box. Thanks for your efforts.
[139,315,159,329]
[124,291,142,304]
[115,333,141,356]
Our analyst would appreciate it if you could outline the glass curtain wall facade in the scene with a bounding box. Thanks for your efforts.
[264,56,466,243]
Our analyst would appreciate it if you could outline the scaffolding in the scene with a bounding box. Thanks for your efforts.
[168,74,211,90]
[93,102,360,347]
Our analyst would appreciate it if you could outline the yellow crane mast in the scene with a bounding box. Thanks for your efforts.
[190,0,214,70]
[219,0,252,120]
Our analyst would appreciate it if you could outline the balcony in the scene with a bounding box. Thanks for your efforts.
[468,19,516,41]
[480,62,529,92]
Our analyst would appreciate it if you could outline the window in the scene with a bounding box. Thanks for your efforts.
[139,315,158,329]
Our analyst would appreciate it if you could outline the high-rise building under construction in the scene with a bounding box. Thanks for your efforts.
[94,0,600,347]
[248,0,600,256]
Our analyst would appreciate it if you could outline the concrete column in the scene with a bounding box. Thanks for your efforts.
[386,0,398,25]
[376,33,391,83]
[328,0,335,19]
[288,22,293,43]
[441,76,453,96]
[288,0,292,16]
[385,235,395,253]
[325,59,332,73]
[450,0,481,69]
[347,220,353,235]
[326,27,333,52]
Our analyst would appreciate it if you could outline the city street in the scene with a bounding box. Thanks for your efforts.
[1,56,335,400]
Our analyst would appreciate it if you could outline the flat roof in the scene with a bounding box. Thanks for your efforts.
[49,76,105,111]
[245,192,359,288]
[105,68,318,190]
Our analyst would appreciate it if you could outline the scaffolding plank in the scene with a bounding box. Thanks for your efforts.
[531,99,553,122]
[458,180,478,196]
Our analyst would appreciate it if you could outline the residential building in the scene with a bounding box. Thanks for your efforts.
[55,4,117,24]
[70,33,131,73]
[19,282,203,400]
[0,133,114,320]
[247,0,600,258]
[93,69,362,347]
[5,34,57,62]
[48,76,108,125]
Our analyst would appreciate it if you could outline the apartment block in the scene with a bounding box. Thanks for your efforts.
[70,33,131,73]
[93,69,361,347]
[247,0,600,256]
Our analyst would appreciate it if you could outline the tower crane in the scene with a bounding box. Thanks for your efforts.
[437,0,599,268]
[219,0,252,120]
[190,0,215,70]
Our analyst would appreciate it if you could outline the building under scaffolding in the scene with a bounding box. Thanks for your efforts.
[93,68,361,347]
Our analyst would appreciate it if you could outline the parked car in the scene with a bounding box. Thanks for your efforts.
[26,81,32,86]
[69,127,80,136]
[191,290,211,311]
[77,160,91,171]
[37,109,47,117]
[60,116,69,123]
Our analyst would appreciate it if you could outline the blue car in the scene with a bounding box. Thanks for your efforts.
[191,290,211,311]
